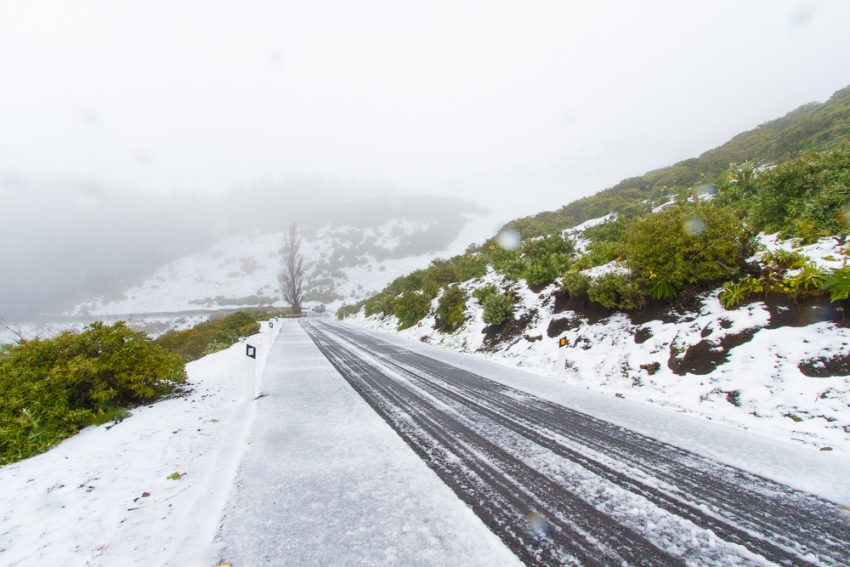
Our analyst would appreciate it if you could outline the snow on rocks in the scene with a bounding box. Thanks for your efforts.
[0,328,276,566]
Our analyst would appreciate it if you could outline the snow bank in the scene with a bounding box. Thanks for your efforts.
[346,236,850,455]
[0,327,276,566]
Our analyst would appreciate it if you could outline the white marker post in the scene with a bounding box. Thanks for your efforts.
[245,344,257,401]
[557,337,567,380]
[268,320,274,345]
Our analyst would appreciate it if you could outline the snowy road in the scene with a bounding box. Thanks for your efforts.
[302,319,850,566]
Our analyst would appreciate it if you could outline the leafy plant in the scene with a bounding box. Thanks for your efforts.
[561,271,591,300]
[719,277,764,308]
[393,291,431,330]
[436,287,467,332]
[1,321,186,465]
[587,272,646,310]
[525,253,572,286]
[472,284,500,304]
[482,293,515,326]
[823,264,850,301]
[749,145,850,239]
[624,202,749,290]
[647,279,677,301]
[155,311,264,362]
[784,262,826,297]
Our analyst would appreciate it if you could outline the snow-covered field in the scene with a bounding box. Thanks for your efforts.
[345,234,850,455]
[0,328,275,566]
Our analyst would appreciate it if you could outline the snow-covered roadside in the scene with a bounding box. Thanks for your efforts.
[344,235,850,455]
[347,278,850,453]
[336,321,850,507]
[0,326,277,566]
[216,320,522,566]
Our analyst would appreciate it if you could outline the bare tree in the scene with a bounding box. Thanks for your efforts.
[279,223,305,314]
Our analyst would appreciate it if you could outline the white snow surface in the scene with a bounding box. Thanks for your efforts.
[0,329,276,566]
[0,321,522,566]
[345,233,850,457]
[216,321,521,566]
[336,321,850,507]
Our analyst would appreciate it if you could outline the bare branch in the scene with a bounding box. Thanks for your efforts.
[278,223,306,314]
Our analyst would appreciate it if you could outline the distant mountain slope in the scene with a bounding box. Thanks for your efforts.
[69,194,488,317]
[505,85,850,239]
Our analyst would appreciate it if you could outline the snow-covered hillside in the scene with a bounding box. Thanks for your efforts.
[66,209,494,319]
[346,233,850,454]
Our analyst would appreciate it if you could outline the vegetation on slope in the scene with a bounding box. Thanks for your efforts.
[339,85,850,330]
[0,322,186,465]
[503,85,850,239]
[154,309,288,362]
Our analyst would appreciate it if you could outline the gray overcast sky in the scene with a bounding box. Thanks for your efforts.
[1,1,849,211]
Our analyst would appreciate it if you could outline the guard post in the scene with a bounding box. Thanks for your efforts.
[268,320,274,345]
[245,344,257,401]
[557,337,567,380]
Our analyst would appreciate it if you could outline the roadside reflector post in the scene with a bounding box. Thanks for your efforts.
[268,320,274,345]
[245,344,257,400]
[557,337,567,380]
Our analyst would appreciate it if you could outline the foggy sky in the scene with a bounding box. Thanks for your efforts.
[1,0,849,211]
[2,1,850,318]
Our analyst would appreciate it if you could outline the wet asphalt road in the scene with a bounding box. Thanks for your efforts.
[302,319,850,567]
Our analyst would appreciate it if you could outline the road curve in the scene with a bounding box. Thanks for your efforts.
[301,319,850,566]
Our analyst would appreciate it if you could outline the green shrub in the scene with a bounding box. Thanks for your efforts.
[482,293,515,326]
[587,272,646,310]
[1,321,186,465]
[561,271,591,300]
[581,241,623,269]
[491,247,529,281]
[647,280,677,301]
[393,291,431,330]
[784,262,826,298]
[624,202,748,290]
[155,311,262,362]
[436,287,467,332]
[762,250,808,272]
[521,234,575,261]
[472,284,500,303]
[749,145,850,239]
[823,264,850,301]
[336,299,367,320]
[525,253,572,287]
[719,277,765,308]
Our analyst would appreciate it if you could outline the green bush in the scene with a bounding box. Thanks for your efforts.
[436,286,467,332]
[393,291,431,330]
[1,321,186,465]
[561,271,591,300]
[647,279,677,301]
[785,262,826,298]
[525,253,572,286]
[521,234,575,261]
[472,284,500,304]
[587,272,646,310]
[748,145,850,239]
[482,293,515,326]
[155,311,264,362]
[623,202,749,290]
[490,247,529,281]
[336,299,367,320]
[823,264,850,301]
[719,278,762,308]
[572,240,623,271]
